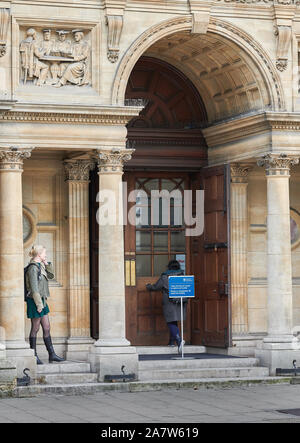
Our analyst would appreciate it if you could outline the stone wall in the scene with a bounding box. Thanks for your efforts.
[0,0,296,114]
[22,152,68,341]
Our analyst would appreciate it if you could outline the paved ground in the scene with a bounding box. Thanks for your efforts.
[1,383,300,423]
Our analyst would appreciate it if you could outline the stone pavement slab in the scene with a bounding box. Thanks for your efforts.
[1,384,300,423]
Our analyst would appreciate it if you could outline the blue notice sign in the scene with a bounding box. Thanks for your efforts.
[169,276,195,298]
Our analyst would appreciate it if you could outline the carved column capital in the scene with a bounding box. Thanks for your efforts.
[0,147,33,171]
[0,9,10,58]
[63,159,95,182]
[257,153,299,176]
[230,163,253,183]
[93,148,134,174]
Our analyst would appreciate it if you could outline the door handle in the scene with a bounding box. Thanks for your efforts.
[125,259,136,286]
[218,281,228,296]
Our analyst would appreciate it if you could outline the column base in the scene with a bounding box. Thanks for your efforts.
[255,336,300,376]
[89,345,139,382]
[0,359,17,394]
[0,343,5,360]
[5,341,36,378]
[66,337,95,361]
[94,338,131,347]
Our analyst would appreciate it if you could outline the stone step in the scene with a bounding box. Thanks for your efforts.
[12,375,288,398]
[36,372,98,385]
[136,346,206,355]
[138,366,270,381]
[138,357,260,370]
[36,361,92,375]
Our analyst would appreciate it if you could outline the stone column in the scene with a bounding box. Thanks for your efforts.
[0,147,36,377]
[0,324,17,392]
[64,159,95,361]
[256,153,300,375]
[230,164,252,337]
[89,148,138,381]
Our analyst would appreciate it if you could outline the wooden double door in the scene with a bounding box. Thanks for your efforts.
[89,166,231,348]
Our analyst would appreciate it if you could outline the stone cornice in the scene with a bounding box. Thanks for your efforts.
[127,0,300,9]
[203,112,300,148]
[262,112,300,129]
[215,0,299,4]
[0,107,142,126]
[203,112,270,147]
[0,100,17,113]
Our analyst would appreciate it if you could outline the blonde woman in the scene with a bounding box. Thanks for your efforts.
[25,245,64,365]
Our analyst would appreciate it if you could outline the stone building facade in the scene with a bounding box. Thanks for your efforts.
[1,0,300,380]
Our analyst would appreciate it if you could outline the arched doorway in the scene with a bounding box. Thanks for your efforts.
[91,21,280,347]
[124,57,209,346]
[90,54,230,347]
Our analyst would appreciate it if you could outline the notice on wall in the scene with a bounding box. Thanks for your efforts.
[176,254,186,273]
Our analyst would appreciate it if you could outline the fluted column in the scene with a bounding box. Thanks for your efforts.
[64,159,95,360]
[88,148,137,381]
[256,153,300,374]
[0,147,36,376]
[230,164,252,336]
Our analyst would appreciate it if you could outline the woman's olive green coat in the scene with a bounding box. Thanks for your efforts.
[25,261,55,311]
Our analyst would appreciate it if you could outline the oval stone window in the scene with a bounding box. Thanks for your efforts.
[23,212,32,243]
[22,208,37,247]
[290,209,300,249]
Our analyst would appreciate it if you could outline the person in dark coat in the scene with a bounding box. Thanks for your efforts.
[146,260,188,353]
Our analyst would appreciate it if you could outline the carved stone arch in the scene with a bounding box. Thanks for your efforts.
[209,18,284,113]
[112,16,193,105]
[112,16,285,122]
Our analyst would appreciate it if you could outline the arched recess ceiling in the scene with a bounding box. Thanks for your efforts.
[125,57,208,169]
[144,31,271,124]
[126,57,207,129]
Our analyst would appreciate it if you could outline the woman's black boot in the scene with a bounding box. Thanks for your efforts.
[43,335,64,363]
[29,337,43,365]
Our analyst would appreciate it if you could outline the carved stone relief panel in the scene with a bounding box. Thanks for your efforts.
[19,26,92,88]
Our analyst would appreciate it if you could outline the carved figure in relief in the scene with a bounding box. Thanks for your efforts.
[50,30,72,82]
[20,28,50,86]
[54,30,90,87]
[20,27,90,87]
[40,29,54,56]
